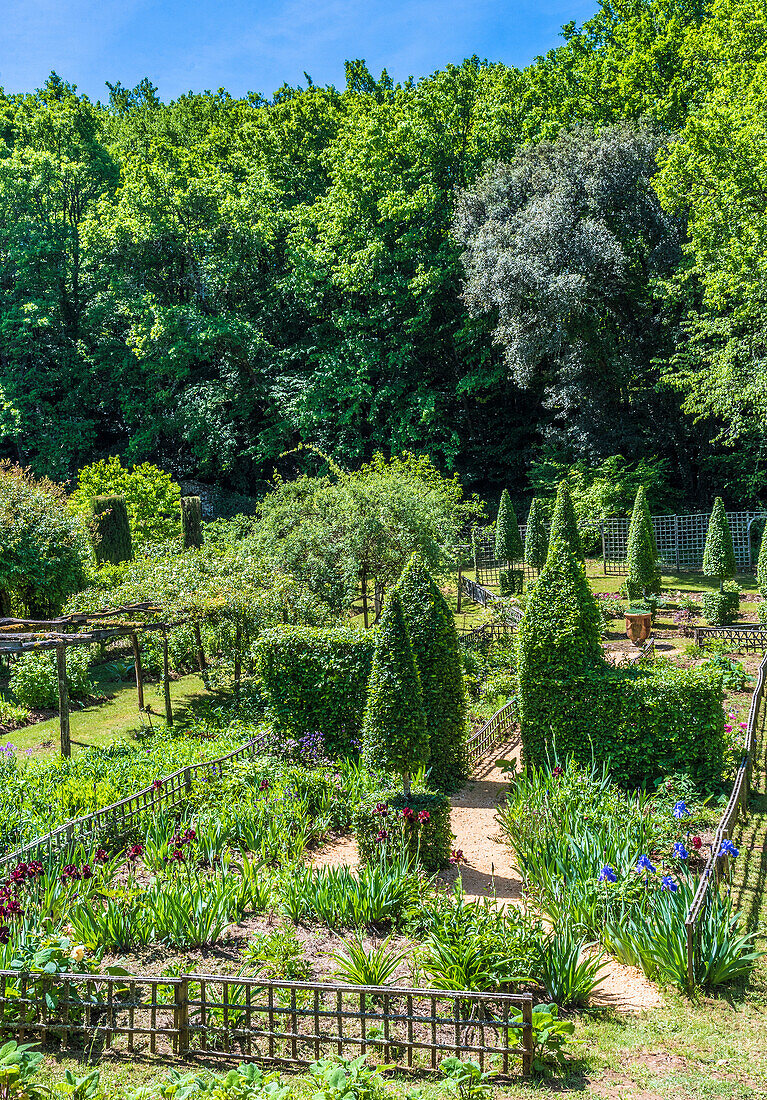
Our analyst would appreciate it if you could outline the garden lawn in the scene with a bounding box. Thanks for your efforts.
[0,673,211,757]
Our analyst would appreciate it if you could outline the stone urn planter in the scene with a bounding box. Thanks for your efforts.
[625,611,652,646]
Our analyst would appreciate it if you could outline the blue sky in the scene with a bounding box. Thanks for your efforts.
[2,0,598,102]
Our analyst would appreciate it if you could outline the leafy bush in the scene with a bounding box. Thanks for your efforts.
[132,1064,288,1100]
[69,456,181,545]
[702,498,737,587]
[0,697,29,727]
[547,482,584,563]
[91,494,133,565]
[441,1058,496,1100]
[354,790,452,870]
[524,498,548,571]
[245,926,311,980]
[625,487,660,600]
[702,584,739,626]
[255,626,374,754]
[9,647,93,709]
[495,490,522,565]
[508,1004,574,1077]
[309,1056,387,1100]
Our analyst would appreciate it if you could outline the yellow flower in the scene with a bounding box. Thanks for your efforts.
[70,944,86,964]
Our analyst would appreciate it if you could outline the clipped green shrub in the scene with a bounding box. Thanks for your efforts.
[495,489,523,565]
[394,553,468,791]
[625,494,660,601]
[518,541,725,787]
[10,647,92,709]
[181,496,203,549]
[362,592,429,794]
[702,584,739,627]
[703,498,736,589]
[757,526,767,597]
[499,568,524,596]
[524,497,548,571]
[548,482,584,563]
[91,495,133,565]
[633,485,658,557]
[354,789,452,870]
[255,626,375,754]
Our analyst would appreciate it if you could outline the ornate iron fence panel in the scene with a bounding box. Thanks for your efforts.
[603,511,767,575]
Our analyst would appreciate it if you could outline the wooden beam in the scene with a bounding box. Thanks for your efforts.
[131,633,144,714]
[162,628,173,727]
[56,643,70,758]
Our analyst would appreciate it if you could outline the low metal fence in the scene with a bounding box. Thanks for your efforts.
[466,699,519,768]
[0,735,268,870]
[684,650,767,986]
[0,971,534,1077]
[692,625,767,652]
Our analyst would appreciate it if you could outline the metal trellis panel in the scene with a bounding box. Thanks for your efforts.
[603,510,767,574]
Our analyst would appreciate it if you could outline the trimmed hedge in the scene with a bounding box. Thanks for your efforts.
[633,485,658,557]
[625,501,660,601]
[354,789,452,870]
[91,495,133,565]
[495,489,523,564]
[548,482,584,563]
[519,541,725,787]
[524,497,548,570]
[499,568,523,596]
[702,585,739,626]
[703,498,736,586]
[255,626,375,754]
[181,496,203,548]
[394,553,468,791]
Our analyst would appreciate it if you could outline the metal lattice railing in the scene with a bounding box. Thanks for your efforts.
[466,699,519,769]
[472,535,541,587]
[0,971,534,1076]
[692,626,767,652]
[603,511,767,574]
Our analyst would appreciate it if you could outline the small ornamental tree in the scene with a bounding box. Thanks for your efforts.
[625,492,661,601]
[91,496,134,565]
[495,490,523,564]
[548,481,584,563]
[633,484,658,558]
[524,497,548,571]
[394,552,468,791]
[757,524,767,597]
[362,591,429,795]
[70,457,181,544]
[703,498,737,590]
[181,496,204,549]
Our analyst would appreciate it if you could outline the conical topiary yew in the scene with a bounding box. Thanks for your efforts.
[547,481,584,563]
[362,591,429,795]
[91,495,133,565]
[524,497,548,571]
[395,552,468,791]
[633,485,658,558]
[625,489,660,600]
[703,497,737,590]
[757,524,767,597]
[495,489,523,564]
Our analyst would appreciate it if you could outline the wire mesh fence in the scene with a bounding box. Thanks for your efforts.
[603,511,767,575]
[0,971,534,1077]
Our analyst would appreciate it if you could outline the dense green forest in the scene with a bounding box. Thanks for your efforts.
[1,0,766,507]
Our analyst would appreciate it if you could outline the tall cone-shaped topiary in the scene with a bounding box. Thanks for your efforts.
[495,489,523,564]
[703,497,736,590]
[517,538,603,765]
[181,496,203,549]
[625,490,661,600]
[524,497,548,571]
[362,591,429,796]
[548,481,584,563]
[757,524,767,597]
[91,495,133,565]
[632,485,657,558]
[395,552,468,791]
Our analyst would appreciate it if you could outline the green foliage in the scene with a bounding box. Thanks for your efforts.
[91,495,134,565]
[362,593,428,792]
[508,1004,574,1077]
[0,1041,46,1100]
[702,583,740,626]
[534,923,608,1007]
[494,489,523,564]
[524,497,548,570]
[309,1056,387,1100]
[181,496,204,549]
[244,926,311,981]
[330,933,408,987]
[0,463,86,617]
[758,527,767,596]
[9,647,92,709]
[625,488,661,600]
[70,458,181,545]
[547,483,584,563]
[394,553,467,790]
[354,790,452,871]
[256,627,375,755]
[440,1058,496,1100]
[518,543,725,786]
[133,1064,288,1100]
[279,852,423,928]
[702,498,737,586]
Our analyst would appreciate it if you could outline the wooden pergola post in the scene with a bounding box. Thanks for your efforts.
[131,633,144,714]
[56,643,70,758]
[162,627,173,726]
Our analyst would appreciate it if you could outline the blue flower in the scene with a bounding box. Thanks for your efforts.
[598,865,617,883]
[661,875,678,892]
[718,839,739,859]
[672,800,691,819]
[672,842,689,860]
[636,855,656,874]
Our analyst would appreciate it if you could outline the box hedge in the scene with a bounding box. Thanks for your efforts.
[354,789,452,870]
[702,584,739,626]
[255,626,375,754]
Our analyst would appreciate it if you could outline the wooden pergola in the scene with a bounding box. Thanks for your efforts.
[0,602,205,756]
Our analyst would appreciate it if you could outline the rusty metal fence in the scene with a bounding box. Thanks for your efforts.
[692,625,767,652]
[466,699,519,769]
[684,650,767,985]
[0,971,534,1077]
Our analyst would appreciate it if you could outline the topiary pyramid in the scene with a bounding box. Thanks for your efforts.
[395,552,468,791]
[362,591,429,796]
[547,481,584,563]
[703,497,736,590]
[633,485,658,558]
[625,488,661,600]
[757,524,767,597]
[495,489,523,564]
[91,495,133,565]
[524,497,548,571]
